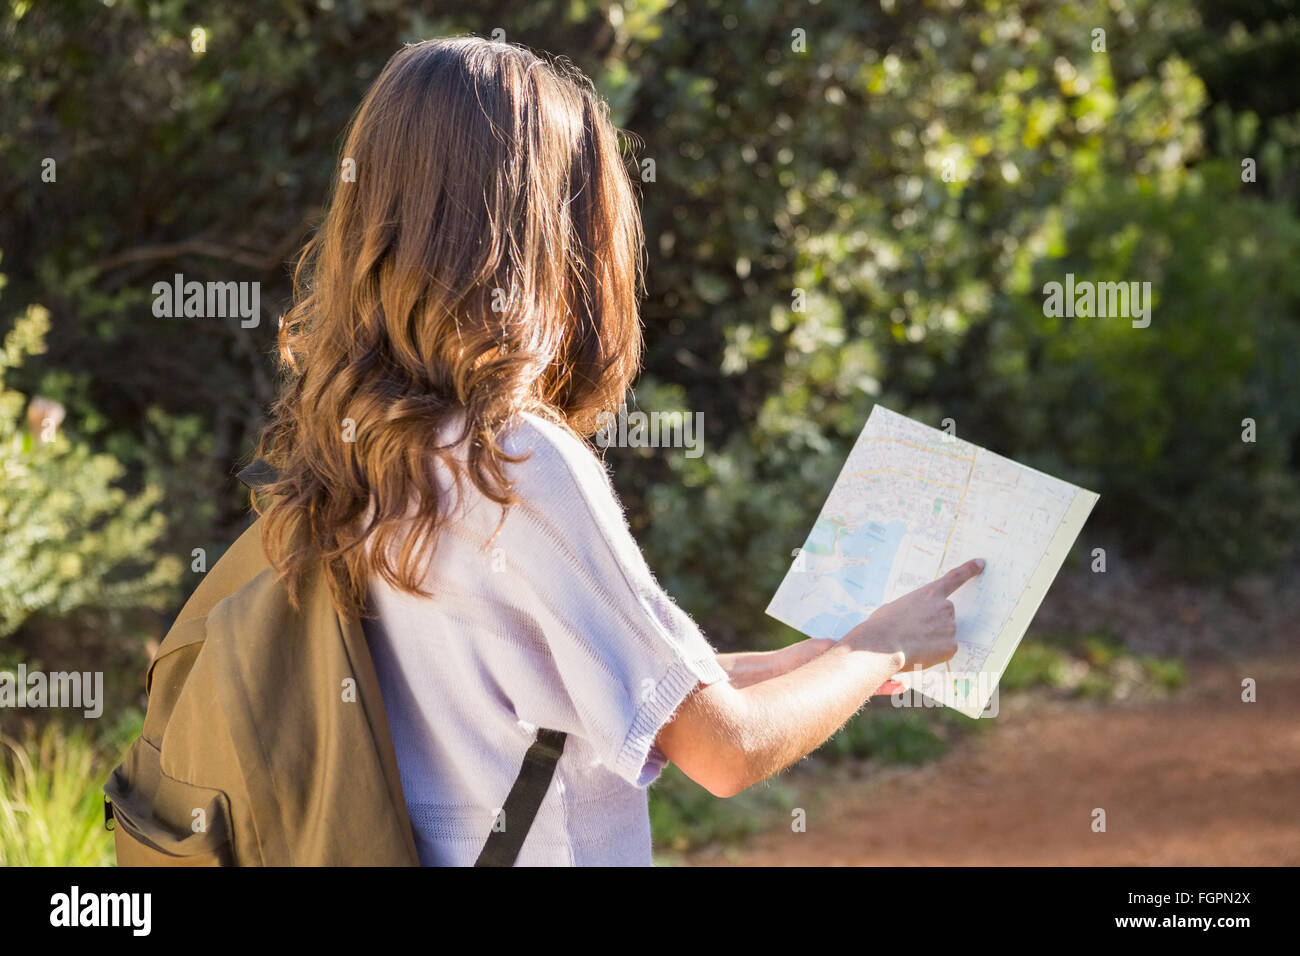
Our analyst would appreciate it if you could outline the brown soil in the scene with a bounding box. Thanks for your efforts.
[689,656,1300,866]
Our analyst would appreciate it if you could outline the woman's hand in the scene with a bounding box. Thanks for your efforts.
[655,558,985,798]
[844,558,985,671]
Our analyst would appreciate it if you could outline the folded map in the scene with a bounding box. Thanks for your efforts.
[767,405,1099,717]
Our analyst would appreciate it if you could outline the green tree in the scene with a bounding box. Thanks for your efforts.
[0,278,180,639]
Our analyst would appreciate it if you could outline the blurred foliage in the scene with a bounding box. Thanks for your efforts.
[0,708,142,867]
[813,706,955,765]
[0,726,111,866]
[649,762,792,855]
[1178,0,1300,209]
[1000,631,1186,699]
[0,273,181,639]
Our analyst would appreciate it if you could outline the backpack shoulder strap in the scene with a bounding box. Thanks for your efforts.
[237,458,280,490]
[476,728,568,867]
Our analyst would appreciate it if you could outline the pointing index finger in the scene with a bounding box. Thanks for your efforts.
[934,558,986,596]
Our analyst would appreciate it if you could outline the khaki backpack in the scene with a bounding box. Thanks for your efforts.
[103,460,566,866]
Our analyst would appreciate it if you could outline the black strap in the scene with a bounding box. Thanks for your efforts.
[475,728,568,867]
[237,458,280,490]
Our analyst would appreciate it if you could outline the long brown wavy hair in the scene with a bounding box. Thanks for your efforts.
[253,37,644,618]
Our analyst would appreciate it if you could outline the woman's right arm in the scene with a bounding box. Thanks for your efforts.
[655,558,984,797]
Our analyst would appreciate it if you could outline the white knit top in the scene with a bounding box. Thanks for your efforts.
[362,412,730,866]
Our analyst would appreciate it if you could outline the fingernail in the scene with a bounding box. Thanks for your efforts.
[975,558,985,570]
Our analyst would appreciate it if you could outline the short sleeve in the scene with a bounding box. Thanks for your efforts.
[501,415,731,788]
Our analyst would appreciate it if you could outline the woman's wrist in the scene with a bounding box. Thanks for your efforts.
[842,618,906,672]
[718,639,832,688]
[717,650,773,686]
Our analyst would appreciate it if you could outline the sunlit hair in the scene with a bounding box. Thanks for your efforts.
[253,36,644,617]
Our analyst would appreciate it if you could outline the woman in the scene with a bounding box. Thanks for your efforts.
[254,36,982,865]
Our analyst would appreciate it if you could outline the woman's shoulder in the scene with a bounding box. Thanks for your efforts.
[502,411,620,510]
[505,411,604,472]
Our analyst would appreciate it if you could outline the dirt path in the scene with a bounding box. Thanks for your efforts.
[691,656,1300,866]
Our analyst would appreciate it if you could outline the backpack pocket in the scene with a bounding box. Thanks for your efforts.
[104,738,233,866]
